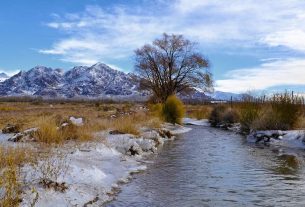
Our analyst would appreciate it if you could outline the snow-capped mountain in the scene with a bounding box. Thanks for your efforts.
[0,63,240,101]
[0,63,143,98]
[206,91,243,101]
[0,72,9,82]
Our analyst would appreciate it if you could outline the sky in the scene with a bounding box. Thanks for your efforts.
[1,0,305,93]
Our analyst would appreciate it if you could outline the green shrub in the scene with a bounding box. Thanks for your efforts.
[162,95,185,124]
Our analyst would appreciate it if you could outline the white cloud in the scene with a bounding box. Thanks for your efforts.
[40,0,305,66]
[39,0,305,90]
[215,59,305,93]
[263,30,305,52]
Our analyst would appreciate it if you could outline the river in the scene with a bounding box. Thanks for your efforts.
[106,125,305,207]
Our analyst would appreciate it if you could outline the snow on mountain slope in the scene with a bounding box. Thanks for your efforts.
[0,63,143,98]
[0,63,241,101]
[0,72,9,82]
[206,91,243,101]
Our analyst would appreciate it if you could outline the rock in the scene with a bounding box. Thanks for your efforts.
[69,116,83,126]
[40,179,68,192]
[2,124,20,134]
[58,122,70,131]
[249,130,287,144]
[127,145,141,156]
[136,139,157,153]
[157,129,173,139]
[151,136,164,146]
[109,130,126,135]
[8,133,24,142]
[8,128,38,142]
[24,127,38,136]
[83,196,99,207]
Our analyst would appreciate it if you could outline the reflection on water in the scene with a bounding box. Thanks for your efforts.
[107,126,305,207]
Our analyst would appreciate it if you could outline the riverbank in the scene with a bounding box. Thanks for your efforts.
[107,124,305,207]
[186,116,305,151]
[0,121,191,206]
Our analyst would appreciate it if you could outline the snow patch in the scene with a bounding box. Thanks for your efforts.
[69,117,83,126]
[247,130,305,149]
[183,118,210,126]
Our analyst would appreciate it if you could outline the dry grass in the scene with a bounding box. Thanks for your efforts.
[0,146,35,207]
[0,101,163,206]
[188,92,305,132]
[186,105,213,120]
[0,102,123,130]
[96,111,162,135]
[0,101,163,139]
[33,116,92,144]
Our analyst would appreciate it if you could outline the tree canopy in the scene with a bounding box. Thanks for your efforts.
[135,33,213,102]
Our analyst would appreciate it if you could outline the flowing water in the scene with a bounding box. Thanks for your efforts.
[106,126,305,207]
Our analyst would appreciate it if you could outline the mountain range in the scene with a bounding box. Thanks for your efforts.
[0,63,147,99]
[0,63,240,101]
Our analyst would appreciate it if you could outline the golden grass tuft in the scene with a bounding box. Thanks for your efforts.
[161,95,185,124]
[0,146,35,207]
[33,116,92,144]
[34,116,63,144]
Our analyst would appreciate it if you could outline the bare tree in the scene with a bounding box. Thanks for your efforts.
[135,33,213,102]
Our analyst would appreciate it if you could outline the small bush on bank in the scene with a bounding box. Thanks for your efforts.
[239,102,260,133]
[209,105,226,126]
[269,93,302,130]
[251,107,280,130]
[162,95,185,124]
[209,105,239,126]
[238,92,303,131]
[222,108,240,124]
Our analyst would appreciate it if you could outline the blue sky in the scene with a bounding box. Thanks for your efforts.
[1,0,305,93]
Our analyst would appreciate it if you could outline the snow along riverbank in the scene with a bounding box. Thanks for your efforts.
[183,117,305,151]
[0,123,191,206]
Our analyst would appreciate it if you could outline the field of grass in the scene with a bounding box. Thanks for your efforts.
[0,101,163,206]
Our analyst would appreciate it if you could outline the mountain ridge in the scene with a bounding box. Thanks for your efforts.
[0,63,143,98]
[0,63,241,101]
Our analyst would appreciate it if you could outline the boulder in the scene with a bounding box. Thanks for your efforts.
[8,128,38,142]
[157,129,173,139]
[8,133,24,142]
[2,124,20,134]
[40,179,68,192]
[249,130,287,144]
[127,145,142,156]
[69,116,84,126]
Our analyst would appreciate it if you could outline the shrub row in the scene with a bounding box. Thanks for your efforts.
[208,92,304,132]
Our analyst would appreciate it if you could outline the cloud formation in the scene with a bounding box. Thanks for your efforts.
[216,59,305,92]
[40,0,305,91]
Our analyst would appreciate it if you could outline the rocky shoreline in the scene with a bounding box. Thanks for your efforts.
[185,117,305,150]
